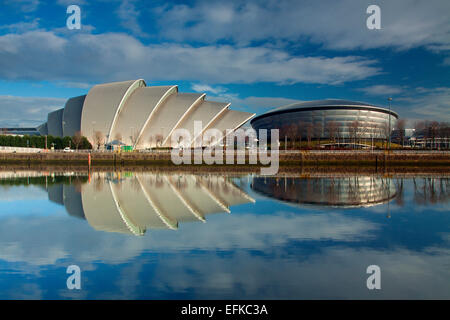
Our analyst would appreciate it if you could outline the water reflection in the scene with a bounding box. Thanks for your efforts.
[411,177,450,205]
[46,172,255,235]
[0,171,449,299]
[251,176,398,208]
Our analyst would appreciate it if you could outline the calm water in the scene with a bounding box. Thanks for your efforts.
[0,171,449,299]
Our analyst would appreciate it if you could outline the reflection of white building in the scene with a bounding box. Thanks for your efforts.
[48,173,255,236]
[38,80,254,148]
[251,176,397,208]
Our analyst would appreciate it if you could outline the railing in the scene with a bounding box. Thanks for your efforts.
[0,146,44,153]
[1,146,449,156]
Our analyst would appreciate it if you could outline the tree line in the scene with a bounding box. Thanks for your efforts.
[413,121,450,149]
[0,132,92,150]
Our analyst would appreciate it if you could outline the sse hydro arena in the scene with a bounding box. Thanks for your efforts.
[250,99,398,145]
[37,79,255,149]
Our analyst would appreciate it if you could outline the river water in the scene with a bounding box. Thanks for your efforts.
[0,170,449,299]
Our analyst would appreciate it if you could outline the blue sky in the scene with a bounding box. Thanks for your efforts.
[0,0,449,127]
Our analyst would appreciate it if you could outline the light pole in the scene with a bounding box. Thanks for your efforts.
[130,127,134,146]
[388,97,392,151]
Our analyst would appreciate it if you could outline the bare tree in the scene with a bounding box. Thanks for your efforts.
[414,120,425,133]
[429,121,439,149]
[325,121,338,146]
[380,122,390,149]
[155,134,164,147]
[280,124,290,150]
[130,131,139,147]
[72,131,84,150]
[439,122,450,149]
[287,123,298,149]
[314,122,323,147]
[297,121,305,149]
[93,131,104,150]
[114,133,123,143]
[306,123,314,147]
[396,119,406,147]
[414,121,425,148]
[349,120,360,148]
[358,124,371,147]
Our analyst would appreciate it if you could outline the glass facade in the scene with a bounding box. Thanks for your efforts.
[251,103,398,141]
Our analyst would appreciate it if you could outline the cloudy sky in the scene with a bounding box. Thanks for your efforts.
[0,0,449,127]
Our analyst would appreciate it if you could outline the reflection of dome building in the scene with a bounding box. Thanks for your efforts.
[38,80,255,148]
[251,176,397,208]
[251,100,398,143]
[48,173,255,236]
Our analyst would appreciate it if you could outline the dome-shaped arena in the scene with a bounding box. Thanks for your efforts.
[38,79,255,149]
[250,99,398,144]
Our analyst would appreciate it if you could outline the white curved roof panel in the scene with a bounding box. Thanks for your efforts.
[169,100,229,147]
[206,109,255,137]
[81,79,145,143]
[135,93,204,149]
[110,86,177,146]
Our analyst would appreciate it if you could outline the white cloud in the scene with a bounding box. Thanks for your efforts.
[0,208,377,266]
[0,95,66,127]
[0,185,47,202]
[395,87,450,122]
[358,85,404,96]
[0,31,380,85]
[117,0,149,38]
[56,81,92,89]
[4,0,40,13]
[213,94,302,113]
[156,0,450,53]
[191,84,227,95]
[149,244,450,299]
[237,96,302,110]
[56,0,86,6]
[0,19,40,33]
[191,83,302,112]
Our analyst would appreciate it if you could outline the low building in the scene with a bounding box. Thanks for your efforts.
[0,128,41,136]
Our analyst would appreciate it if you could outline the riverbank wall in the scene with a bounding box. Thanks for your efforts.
[0,150,449,167]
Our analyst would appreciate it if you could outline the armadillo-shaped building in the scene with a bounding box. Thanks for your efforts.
[38,79,255,148]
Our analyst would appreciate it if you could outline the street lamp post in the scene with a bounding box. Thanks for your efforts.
[388,97,392,151]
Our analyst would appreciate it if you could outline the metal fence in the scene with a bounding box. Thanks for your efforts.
[0,146,44,153]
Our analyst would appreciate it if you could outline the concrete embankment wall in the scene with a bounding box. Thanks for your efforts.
[0,150,449,166]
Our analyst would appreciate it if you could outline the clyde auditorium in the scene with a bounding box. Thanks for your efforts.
[38,79,255,149]
[251,99,398,141]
